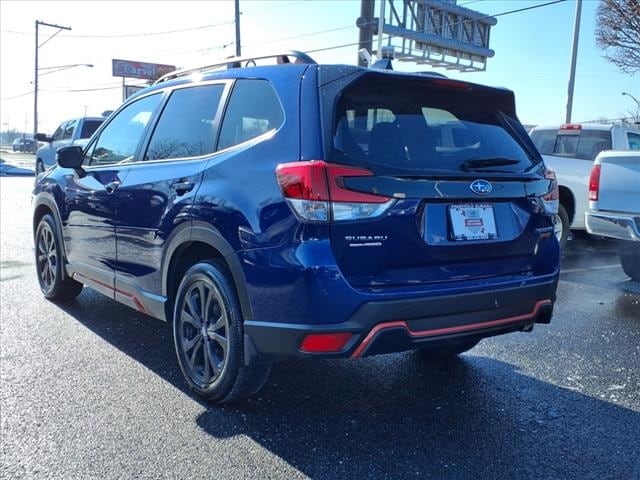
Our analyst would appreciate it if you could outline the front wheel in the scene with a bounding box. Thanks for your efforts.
[172,261,270,403]
[619,241,640,281]
[35,214,83,300]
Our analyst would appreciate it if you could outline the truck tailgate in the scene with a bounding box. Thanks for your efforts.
[596,152,640,214]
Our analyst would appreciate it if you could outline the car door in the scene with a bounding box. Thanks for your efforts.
[63,93,163,298]
[113,81,230,312]
[41,122,66,167]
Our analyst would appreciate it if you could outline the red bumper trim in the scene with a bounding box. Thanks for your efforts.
[74,272,148,315]
[350,299,552,358]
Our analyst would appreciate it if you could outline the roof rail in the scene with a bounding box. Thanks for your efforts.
[154,50,317,84]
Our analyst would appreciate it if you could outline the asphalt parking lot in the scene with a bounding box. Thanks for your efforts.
[1,172,638,480]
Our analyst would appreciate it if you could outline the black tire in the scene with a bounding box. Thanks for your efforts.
[416,338,480,360]
[172,260,270,403]
[34,214,83,301]
[554,203,570,250]
[619,241,640,281]
[35,160,45,175]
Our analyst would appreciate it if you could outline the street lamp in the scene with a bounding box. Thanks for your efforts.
[622,92,640,109]
[34,20,72,139]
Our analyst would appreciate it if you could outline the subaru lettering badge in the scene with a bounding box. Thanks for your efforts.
[470,179,492,196]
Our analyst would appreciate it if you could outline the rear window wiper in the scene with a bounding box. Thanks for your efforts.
[460,157,522,172]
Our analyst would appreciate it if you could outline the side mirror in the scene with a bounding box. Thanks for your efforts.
[35,133,53,143]
[57,146,85,176]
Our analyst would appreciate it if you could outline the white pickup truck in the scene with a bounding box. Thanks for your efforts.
[35,117,105,174]
[529,123,640,247]
[585,151,640,281]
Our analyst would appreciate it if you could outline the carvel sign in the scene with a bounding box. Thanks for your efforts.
[112,59,176,80]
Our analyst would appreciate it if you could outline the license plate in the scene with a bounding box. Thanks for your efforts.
[449,204,497,241]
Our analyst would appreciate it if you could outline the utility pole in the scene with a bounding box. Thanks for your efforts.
[34,20,71,139]
[357,0,375,66]
[234,0,241,57]
[565,0,582,124]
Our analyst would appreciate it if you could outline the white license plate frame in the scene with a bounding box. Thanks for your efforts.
[449,204,497,241]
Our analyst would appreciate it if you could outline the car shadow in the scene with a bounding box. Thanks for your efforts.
[56,289,640,480]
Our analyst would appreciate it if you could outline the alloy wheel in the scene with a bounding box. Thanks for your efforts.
[37,223,57,292]
[177,280,229,387]
[552,214,563,243]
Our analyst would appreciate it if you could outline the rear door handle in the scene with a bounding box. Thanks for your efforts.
[171,180,195,196]
[105,180,120,194]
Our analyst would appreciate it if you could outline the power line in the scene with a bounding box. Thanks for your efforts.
[310,0,568,57]
[244,25,354,49]
[1,91,33,101]
[458,0,484,7]
[448,0,568,29]
[1,19,236,39]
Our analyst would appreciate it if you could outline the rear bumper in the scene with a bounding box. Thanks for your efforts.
[585,211,640,242]
[243,278,557,361]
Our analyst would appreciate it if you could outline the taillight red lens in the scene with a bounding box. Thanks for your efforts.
[276,161,329,201]
[276,161,394,222]
[543,168,559,201]
[300,332,353,353]
[539,168,559,215]
[589,165,601,201]
[325,164,389,203]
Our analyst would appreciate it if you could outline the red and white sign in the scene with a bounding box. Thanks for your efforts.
[112,59,175,80]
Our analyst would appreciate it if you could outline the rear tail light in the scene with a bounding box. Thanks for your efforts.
[589,164,601,201]
[541,168,559,215]
[276,161,395,222]
[560,124,582,131]
[300,332,353,353]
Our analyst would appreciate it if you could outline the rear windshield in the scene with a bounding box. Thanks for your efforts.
[530,128,612,161]
[329,77,537,175]
[80,120,104,139]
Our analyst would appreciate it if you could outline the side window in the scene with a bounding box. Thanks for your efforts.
[529,130,557,155]
[218,79,284,150]
[86,93,161,167]
[63,120,76,140]
[628,132,640,150]
[573,131,612,160]
[80,120,103,139]
[145,84,224,161]
[52,123,65,141]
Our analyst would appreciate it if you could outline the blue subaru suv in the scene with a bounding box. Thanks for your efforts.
[32,52,560,403]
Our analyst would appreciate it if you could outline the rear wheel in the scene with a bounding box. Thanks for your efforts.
[172,260,270,403]
[554,203,569,249]
[416,338,480,361]
[619,241,640,281]
[35,214,83,300]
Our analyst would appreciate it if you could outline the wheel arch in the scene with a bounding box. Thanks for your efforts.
[558,185,575,225]
[33,193,68,280]
[162,221,253,323]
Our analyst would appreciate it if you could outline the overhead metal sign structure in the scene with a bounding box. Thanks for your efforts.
[375,0,497,72]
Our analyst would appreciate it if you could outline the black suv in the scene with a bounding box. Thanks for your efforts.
[33,52,560,403]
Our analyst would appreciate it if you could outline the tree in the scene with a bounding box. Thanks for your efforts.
[595,0,640,74]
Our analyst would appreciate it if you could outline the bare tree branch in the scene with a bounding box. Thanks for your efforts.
[595,0,640,74]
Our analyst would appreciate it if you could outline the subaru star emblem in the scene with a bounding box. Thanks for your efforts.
[470,179,492,196]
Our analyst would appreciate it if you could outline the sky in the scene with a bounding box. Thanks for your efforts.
[0,0,638,134]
